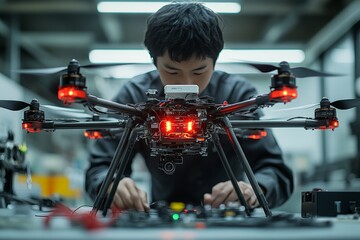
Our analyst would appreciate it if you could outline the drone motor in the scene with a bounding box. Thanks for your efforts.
[314,98,339,130]
[58,59,88,104]
[22,99,45,133]
[269,62,297,103]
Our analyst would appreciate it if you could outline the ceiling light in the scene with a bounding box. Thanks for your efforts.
[89,49,305,64]
[90,49,152,63]
[219,49,305,63]
[97,1,241,14]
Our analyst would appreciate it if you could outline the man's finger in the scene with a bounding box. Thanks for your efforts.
[139,188,150,211]
[113,192,126,209]
[211,182,233,207]
[203,193,213,205]
[124,180,144,210]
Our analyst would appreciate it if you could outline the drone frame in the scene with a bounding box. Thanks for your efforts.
[3,59,347,218]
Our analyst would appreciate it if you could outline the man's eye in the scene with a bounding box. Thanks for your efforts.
[167,72,178,75]
[193,72,202,75]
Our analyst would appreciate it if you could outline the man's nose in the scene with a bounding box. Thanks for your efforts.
[181,76,194,84]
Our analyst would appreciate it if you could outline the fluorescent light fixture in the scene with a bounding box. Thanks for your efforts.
[219,49,305,63]
[97,1,241,14]
[89,49,305,64]
[90,49,152,63]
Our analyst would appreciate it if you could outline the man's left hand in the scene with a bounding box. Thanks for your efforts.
[203,181,259,208]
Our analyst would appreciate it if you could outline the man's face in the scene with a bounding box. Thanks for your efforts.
[156,52,214,93]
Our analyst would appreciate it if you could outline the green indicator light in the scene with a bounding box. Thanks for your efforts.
[172,213,180,221]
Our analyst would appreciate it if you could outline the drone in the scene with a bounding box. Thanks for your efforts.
[1,59,359,218]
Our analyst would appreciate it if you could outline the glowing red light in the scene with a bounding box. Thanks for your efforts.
[159,117,200,141]
[319,119,339,130]
[247,130,267,140]
[84,131,103,139]
[270,87,297,103]
[166,121,172,132]
[58,86,87,104]
[22,122,42,133]
[187,121,193,132]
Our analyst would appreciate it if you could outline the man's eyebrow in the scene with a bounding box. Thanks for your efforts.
[164,64,179,70]
[163,64,208,71]
[192,65,207,71]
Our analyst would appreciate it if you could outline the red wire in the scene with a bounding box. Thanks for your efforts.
[44,203,121,231]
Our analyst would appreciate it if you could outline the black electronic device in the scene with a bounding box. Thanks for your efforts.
[1,59,360,220]
[0,130,28,207]
[301,189,360,217]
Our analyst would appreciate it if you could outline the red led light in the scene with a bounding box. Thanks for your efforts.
[187,121,193,132]
[58,86,87,104]
[246,130,267,140]
[319,119,339,130]
[22,122,42,133]
[159,117,200,140]
[165,121,172,132]
[270,87,297,103]
[84,131,103,139]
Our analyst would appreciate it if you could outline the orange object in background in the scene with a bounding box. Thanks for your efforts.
[16,174,81,199]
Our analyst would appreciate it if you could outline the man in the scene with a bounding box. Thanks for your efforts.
[85,2,293,212]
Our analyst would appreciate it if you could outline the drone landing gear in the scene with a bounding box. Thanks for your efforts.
[92,116,272,218]
[92,118,139,216]
[217,117,272,217]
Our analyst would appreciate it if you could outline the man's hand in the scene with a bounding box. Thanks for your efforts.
[203,181,259,208]
[109,177,150,211]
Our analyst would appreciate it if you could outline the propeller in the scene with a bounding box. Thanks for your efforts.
[268,98,360,112]
[0,99,91,118]
[0,100,30,111]
[243,61,341,78]
[13,59,134,75]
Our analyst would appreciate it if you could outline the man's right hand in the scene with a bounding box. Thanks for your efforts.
[109,177,150,211]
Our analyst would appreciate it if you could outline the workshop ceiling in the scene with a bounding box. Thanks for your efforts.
[0,0,357,102]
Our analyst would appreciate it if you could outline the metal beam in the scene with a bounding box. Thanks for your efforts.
[261,0,329,44]
[21,32,94,47]
[98,15,123,43]
[304,0,360,65]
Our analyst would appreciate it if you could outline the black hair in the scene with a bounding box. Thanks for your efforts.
[144,2,224,65]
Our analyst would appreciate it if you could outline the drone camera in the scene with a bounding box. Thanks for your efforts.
[159,155,183,175]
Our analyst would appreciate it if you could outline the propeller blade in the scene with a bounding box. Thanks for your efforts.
[267,103,319,112]
[41,105,93,118]
[41,105,86,113]
[0,100,30,111]
[242,61,342,78]
[291,67,341,78]
[14,66,67,75]
[331,98,360,110]
[243,63,278,73]
[46,111,94,119]
[14,62,138,75]
[80,63,135,69]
